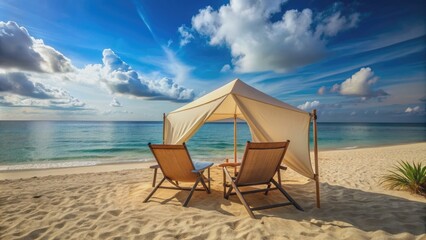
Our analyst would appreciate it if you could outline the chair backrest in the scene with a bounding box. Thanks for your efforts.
[236,141,290,185]
[148,143,198,182]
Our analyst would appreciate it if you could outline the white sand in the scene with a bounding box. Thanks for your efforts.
[0,143,425,239]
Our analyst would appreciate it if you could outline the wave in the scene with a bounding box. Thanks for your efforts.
[0,161,100,171]
[68,148,149,153]
[338,146,359,150]
[0,158,153,171]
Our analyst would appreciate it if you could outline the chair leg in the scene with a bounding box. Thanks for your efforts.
[208,167,211,191]
[152,168,158,187]
[183,176,201,207]
[223,168,235,199]
[144,177,166,203]
[225,185,233,200]
[277,169,282,187]
[199,172,211,194]
[264,183,271,195]
[222,168,226,198]
[271,179,303,211]
[224,168,256,218]
[227,176,255,218]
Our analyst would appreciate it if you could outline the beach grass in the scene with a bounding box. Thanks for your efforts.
[381,161,426,196]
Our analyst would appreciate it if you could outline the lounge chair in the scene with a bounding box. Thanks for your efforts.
[144,143,213,207]
[220,141,303,218]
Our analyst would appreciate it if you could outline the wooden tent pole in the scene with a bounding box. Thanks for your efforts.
[234,114,237,175]
[162,113,165,144]
[313,109,320,208]
[234,114,237,163]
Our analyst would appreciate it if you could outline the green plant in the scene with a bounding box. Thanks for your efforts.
[381,161,426,196]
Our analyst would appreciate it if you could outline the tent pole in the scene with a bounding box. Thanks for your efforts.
[234,114,237,163]
[313,109,320,208]
[162,113,165,144]
[233,114,237,175]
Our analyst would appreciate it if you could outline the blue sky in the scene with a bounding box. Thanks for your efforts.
[0,0,425,122]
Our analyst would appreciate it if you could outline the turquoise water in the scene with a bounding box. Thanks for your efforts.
[0,121,424,170]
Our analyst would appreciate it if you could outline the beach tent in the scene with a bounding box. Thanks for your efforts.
[163,79,320,207]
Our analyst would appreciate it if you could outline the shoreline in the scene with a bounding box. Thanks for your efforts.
[314,140,426,151]
[1,142,424,180]
[0,162,154,180]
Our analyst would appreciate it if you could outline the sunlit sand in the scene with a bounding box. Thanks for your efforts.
[1,143,425,239]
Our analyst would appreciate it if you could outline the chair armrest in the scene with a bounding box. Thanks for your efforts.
[192,162,214,173]
[150,164,159,169]
[219,162,241,167]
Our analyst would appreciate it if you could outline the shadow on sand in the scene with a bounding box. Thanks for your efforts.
[229,181,425,235]
[146,179,426,235]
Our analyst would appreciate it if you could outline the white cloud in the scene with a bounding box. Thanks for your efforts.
[350,111,356,116]
[340,67,378,95]
[189,0,359,73]
[0,21,74,73]
[0,73,86,110]
[0,72,82,103]
[178,25,194,46]
[0,72,53,99]
[405,106,420,113]
[297,100,320,111]
[79,49,195,102]
[75,64,101,86]
[102,109,133,115]
[334,67,388,98]
[220,64,231,72]
[0,21,195,117]
[331,83,340,93]
[146,77,194,101]
[317,86,326,95]
[110,97,121,107]
[0,96,86,110]
[0,23,87,111]
[44,97,86,109]
[316,10,360,37]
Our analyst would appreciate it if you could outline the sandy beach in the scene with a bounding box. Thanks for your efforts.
[0,142,425,239]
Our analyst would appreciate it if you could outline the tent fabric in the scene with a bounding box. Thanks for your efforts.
[164,79,315,179]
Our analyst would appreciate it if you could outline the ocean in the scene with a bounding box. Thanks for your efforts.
[0,121,425,170]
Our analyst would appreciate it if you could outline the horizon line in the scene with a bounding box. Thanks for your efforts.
[0,120,424,124]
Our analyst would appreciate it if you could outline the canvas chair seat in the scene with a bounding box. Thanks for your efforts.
[221,141,303,218]
[193,161,213,172]
[144,143,213,207]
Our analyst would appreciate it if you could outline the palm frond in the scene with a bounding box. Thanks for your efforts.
[381,161,426,196]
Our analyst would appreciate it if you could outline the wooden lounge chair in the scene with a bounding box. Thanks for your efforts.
[220,141,303,218]
[144,143,213,207]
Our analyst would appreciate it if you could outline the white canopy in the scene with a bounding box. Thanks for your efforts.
[164,79,315,179]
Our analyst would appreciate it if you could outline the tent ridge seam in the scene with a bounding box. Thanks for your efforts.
[168,95,228,115]
[168,93,308,116]
[232,94,309,116]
